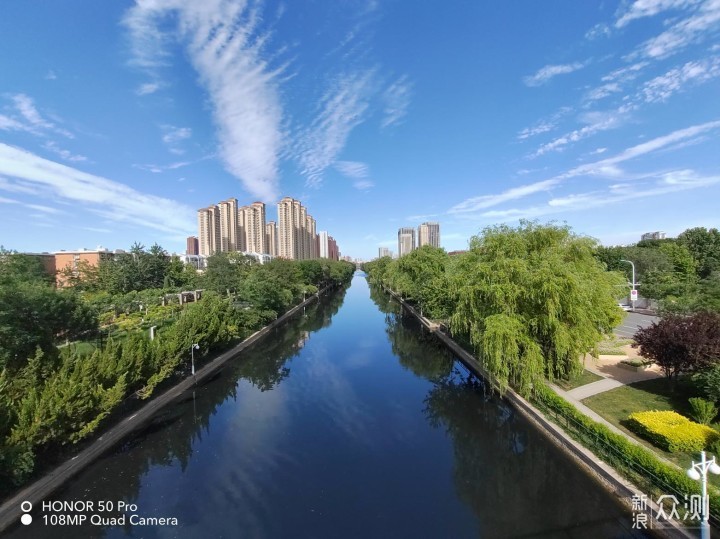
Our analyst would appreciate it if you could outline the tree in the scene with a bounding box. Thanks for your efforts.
[678,227,720,279]
[633,311,720,385]
[449,222,624,395]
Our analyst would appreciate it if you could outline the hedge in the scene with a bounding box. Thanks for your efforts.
[531,384,720,520]
[627,410,720,453]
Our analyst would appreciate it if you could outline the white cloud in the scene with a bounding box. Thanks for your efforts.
[26,203,62,214]
[630,0,720,59]
[523,62,587,87]
[0,143,196,236]
[123,0,286,202]
[352,180,374,190]
[43,141,88,163]
[601,61,649,82]
[2,94,73,138]
[532,110,626,157]
[381,76,412,128]
[452,120,720,219]
[335,160,368,178]
[517,107,573,140]
[448,179,559,213]
[641,56,720,102]
[615,0,702,28]
[0,196,19,204]
[45,70,57,80]
[297,70,375,188]
[161,125,191,145]
[585,23,611,40]
[136,82,161,95]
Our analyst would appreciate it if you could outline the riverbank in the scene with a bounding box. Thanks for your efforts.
[0,286,335,533]
[381,285,693,539]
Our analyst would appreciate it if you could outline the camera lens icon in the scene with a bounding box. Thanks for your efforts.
[20,501,32,525]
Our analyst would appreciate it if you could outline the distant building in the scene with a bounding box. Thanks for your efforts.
[265,221,278,257]
[318,231,330,258]
[417,222,440,248]
[243,201,267,254]
[186,236,199,256]
[197,205,221,256]
[378,246,391,258]
[398,227,416,257]
[53,248,113,287]
[641,231,666,241]
[218,198,239,252]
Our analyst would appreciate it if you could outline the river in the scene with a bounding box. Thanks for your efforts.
[7,273,642,538]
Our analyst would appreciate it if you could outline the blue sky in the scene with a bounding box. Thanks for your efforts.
[1,0,719,260]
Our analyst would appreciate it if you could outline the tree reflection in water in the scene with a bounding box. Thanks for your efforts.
[5,290,347,539]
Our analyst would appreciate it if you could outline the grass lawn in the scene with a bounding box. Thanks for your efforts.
[597,335,633,355]
[556,369,604,390]
[583,377,720,489]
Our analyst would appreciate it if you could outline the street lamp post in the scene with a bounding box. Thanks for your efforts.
[191,343,199,376]
[620,259,636,311]
[687,450,720,538]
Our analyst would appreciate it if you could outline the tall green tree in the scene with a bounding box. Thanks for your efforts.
[678,227,720,279]
[449,222,624,395]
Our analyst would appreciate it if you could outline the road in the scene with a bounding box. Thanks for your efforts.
[613,311,659,339]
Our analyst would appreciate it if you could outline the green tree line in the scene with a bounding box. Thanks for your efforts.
[595,226,720,313]
[364,222,625,395]
[0,246,354,493]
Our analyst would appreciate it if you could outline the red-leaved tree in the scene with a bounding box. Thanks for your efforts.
[633,311,720,384]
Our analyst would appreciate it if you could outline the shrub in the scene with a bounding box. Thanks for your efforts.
[532,385,720,519]
[627,410,719,452]
[688,397,718,425]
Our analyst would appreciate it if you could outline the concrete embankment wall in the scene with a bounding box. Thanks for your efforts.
[0,287,332,533]
[381,285,692,539]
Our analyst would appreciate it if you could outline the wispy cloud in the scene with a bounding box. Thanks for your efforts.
[335,160,368,178]
[297,70,375,187]
[641,56,720,102]
[4,94,74,138]
[43,141,88,162]
[585,23,611,40]
[449,179,559,213]
[452,120,720,218]
[629,0,720,59]
[44,70,57,80]
[381,75,411,128]
[0,143,196,236]
[334,160,374,190]
[615,0,702,28]
[523,62,587,87]
[136,81,161,95]
[532,109,627,157]
[517,107,572,140]
[123,0,286,201]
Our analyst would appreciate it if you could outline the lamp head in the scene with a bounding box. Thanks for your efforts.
[687,467,701,481]
[193,343,200,350]
[710,461,720,475]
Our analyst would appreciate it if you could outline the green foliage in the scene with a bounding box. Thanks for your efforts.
[678,227,720,279]
[449,222,624,394]
[692,363,720,404]
[0,253,354,495]
[688,397,719,425]
[533,385,720,517]
[627,410,719,452]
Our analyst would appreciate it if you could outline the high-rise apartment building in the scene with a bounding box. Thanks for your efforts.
[318,231,329,258]
[277,197,319,260]
[328,236,339,260]
[398,227,416,257]
[378,246,391,258]
[242,201,267,254]
[265,221,278,257]
[198,206,221,256]
[236,205,247,252]
[218,198,239,252]
[641,231,666,241]
[418,222,440,248]
[186,236,199,256]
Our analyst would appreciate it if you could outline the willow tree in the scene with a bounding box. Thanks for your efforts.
[449,222,624,396]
